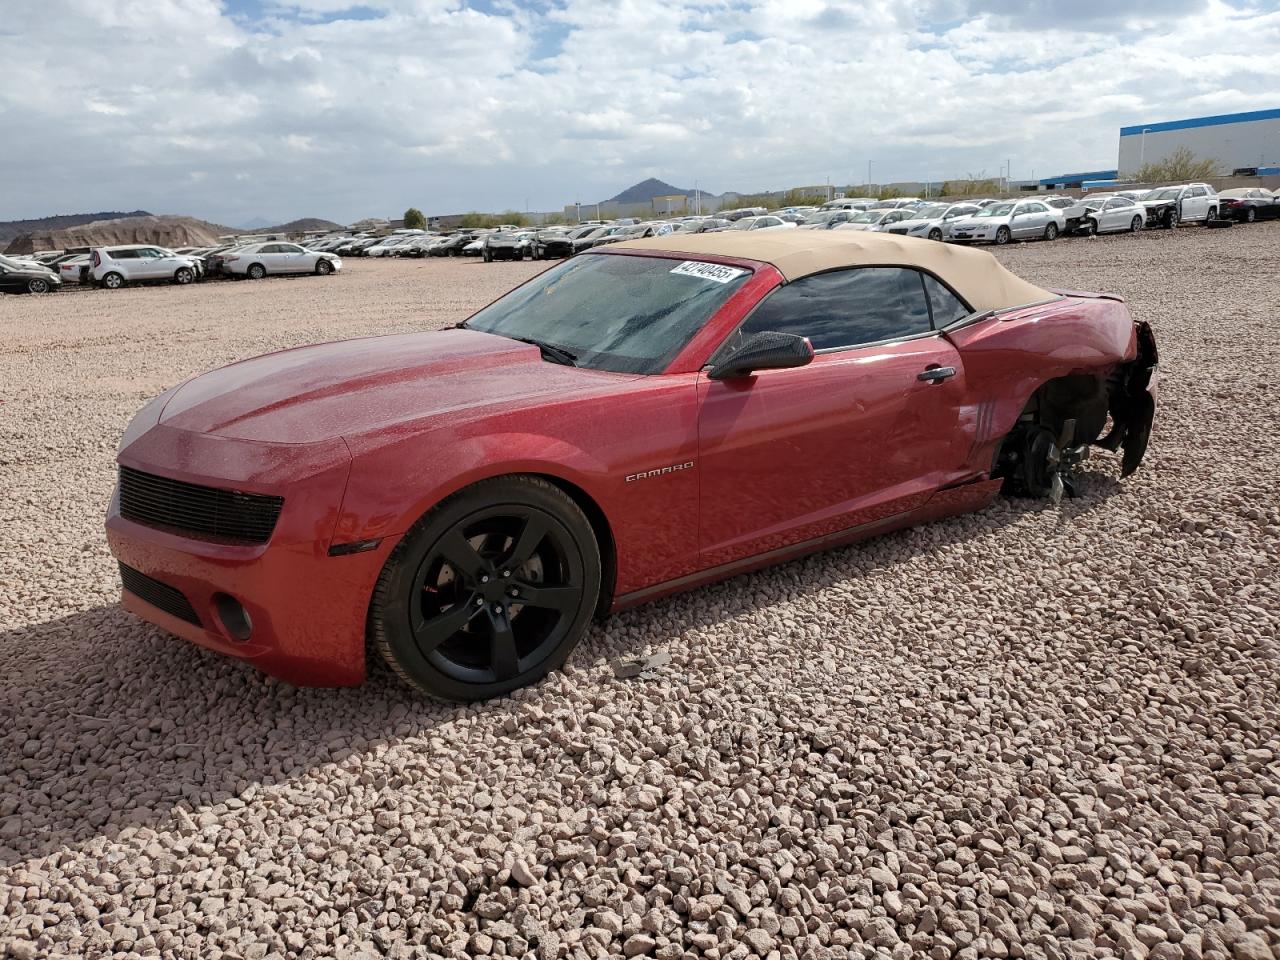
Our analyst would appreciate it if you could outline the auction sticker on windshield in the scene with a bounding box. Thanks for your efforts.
[669,261,748,284]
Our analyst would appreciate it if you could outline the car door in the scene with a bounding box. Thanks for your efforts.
[1021,202,1049,238]
[1183,186,1209,221]
[253,244,284,272]
[275,243,306,272]
[695,266,977,569]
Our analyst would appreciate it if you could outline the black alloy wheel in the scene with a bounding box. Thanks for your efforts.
[27,278,50,294]
[371,476,601,701]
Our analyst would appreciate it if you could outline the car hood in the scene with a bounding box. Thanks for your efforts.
[8,263,58,277]
[158,329,637,444]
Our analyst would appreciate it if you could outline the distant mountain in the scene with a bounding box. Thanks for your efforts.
[238,217,276,230]
[608,178,716,204]
[3,215,228,255]
[257,217,345,233]
[0,210,151,245]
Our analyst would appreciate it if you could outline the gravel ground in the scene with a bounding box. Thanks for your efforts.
[1,231,1278,960]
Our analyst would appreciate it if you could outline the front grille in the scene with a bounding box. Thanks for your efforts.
[118,466,284,544]
[118,562,201,626]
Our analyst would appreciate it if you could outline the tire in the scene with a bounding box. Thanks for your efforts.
[1084,219,1098,236]
[994,226,1011,245]
[928,228,943,241]
[483,250,493,263]
[1164,209,1179,230]
[247,263,266,280]
[1043,222,1059,241]
[1206,207,1217,224]
[174,267,193,285]
[1130,215,1143,233]
[1245,208,1256,223]
[370,476,602,702]
[101,272,125,290]
[315,259,333,276]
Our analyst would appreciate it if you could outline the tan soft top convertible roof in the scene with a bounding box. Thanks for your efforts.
[610,230,1055,313]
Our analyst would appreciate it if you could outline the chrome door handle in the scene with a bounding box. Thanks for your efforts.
[918,365,957,382]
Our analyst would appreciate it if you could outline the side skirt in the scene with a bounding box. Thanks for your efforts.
[609,478,1002,612]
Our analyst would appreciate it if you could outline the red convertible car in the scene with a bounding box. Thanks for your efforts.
[107,232,1157,700]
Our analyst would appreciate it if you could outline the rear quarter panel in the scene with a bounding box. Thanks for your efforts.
[945,297,1138,472]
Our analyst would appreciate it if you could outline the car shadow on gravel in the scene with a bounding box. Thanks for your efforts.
[0,474,1125,868]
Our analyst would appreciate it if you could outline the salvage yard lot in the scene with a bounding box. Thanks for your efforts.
[2,230,1279,958]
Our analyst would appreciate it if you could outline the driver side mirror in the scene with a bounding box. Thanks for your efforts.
[708,331,815,380]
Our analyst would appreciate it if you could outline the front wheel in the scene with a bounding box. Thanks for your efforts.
[371,476,602,702]
[928,228,943,241]
[1164,209,1179,229]
[1043,223,1059,241]
[315,259,333,276]
[994,226,1011,245]
[1205,207,1217,223]
[174,267,193,285]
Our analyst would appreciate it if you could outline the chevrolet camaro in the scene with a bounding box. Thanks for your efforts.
[107,231,1157,701]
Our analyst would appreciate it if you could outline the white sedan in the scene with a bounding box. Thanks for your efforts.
[726,215,797,232]
[222,242,341,279]
[1076,195,1146,235]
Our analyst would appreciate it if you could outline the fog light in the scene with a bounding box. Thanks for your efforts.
[215,594,253,642]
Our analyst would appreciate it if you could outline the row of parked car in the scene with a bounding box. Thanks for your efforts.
[1,239,344,294]
[456,182,1279,264]
[4,182,1274,296]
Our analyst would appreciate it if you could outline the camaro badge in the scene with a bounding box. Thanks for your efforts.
[626,461,695,482]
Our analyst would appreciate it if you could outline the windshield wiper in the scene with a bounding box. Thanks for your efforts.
[509,336,578,366]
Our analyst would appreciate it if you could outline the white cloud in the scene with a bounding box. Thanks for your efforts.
[1,0,1277,224]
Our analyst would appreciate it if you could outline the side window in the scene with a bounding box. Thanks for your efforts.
[737,267,932,351]
[1189,187,1206,198]
[111,249,138,260]
[921,274,971,327]
[260,244,283,254]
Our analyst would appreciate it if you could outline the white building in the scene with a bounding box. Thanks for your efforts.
[1118,108,1280,176]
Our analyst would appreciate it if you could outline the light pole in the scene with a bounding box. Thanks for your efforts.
[1138,127,1151,170]
[867,160,874,193]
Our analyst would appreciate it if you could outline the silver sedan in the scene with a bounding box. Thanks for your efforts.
[946,200,1066,245]
[222,242,342,279]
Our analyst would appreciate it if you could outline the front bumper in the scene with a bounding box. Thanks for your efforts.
[106,424,395,686]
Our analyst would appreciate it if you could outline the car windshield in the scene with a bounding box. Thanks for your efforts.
[0,255,36,270]
[849,212,882,224]
[729,218,758,230]
[976,203,1015,217]
[802,212,835,224]
[905,205,948,220]
[1145,188,1182,201]
[463,253,751,374]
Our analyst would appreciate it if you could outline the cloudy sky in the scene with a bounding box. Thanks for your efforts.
[3,0,1278,226]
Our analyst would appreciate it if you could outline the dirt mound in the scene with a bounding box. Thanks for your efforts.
[3,215,229,254]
